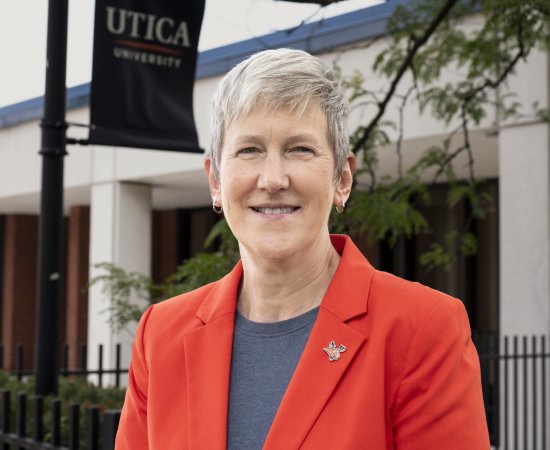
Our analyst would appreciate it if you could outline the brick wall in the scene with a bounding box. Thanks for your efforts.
[65,206,90,370]
[1,215,38,370]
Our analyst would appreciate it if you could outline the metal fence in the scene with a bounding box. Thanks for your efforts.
[0,343,125,449]
[0,344,128,388]
[0,390,120,450]
[474,334,550,450]
[0,336,548,449]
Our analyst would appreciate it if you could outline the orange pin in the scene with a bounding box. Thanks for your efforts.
[323,341,346,362]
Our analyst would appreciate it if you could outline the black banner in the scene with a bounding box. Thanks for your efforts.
[89,0,205,152]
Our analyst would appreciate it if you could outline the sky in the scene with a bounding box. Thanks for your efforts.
[0,0,381,108]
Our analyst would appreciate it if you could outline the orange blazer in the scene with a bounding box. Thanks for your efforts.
[116,235,490,449]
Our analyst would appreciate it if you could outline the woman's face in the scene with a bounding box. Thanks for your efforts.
[205,102,353,262]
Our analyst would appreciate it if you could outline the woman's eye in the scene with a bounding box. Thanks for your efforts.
[290,146,314,154]
[237,147,259,155]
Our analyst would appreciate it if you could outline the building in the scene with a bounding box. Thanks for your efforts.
[0,1,548,381]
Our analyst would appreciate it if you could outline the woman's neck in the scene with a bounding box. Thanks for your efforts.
[237,237,340,322]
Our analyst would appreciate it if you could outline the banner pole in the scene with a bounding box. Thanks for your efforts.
[35,0,69,396]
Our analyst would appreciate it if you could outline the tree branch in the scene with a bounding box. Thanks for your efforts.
[395,86,415,179]
[460,105,475,182]
[352,0,461,154]
[430,21,527,185]
[464,22,526,101]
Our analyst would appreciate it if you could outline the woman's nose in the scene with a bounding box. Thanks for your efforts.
[257,154,290,193]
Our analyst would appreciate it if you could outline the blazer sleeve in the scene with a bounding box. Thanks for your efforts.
[392,298,490,450]
[115,306,154,450]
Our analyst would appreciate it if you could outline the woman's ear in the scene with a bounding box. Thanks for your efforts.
[204,158,221,203]
[334,152,355,208]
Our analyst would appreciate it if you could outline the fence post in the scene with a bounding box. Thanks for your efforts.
[15,345,23,381]
[33,396,44,442]
[542,336,547,450]
[51,399,61,447]
[1,390,10,450]
[68,403,79,450]
[79,343,87,373]
[115,344,121,388]
[98,344,103,388]
[492,333,499,448]
[513,335,518,450]
[16,392,26,450]
[532,335,537,450]
[88,406,99,450]
[522,336,529,449]
[62,343,69,376]
[103,410,121,450]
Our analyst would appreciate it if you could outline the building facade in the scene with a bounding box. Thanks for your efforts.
[0,2,548,377]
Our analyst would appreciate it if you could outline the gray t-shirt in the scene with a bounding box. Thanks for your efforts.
[227,306,319,450]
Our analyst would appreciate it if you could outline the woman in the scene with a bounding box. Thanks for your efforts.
[115,48,490,449]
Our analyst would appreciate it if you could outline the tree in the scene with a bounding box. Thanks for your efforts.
[329,0,550,269]
[92,0,550,329]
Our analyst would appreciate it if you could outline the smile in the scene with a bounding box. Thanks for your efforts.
[251,207,299,215]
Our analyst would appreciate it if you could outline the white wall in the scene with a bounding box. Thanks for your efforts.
[0,14,504,215]
[0,14,549,349]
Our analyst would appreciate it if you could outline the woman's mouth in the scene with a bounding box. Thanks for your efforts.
[251,207,299,215]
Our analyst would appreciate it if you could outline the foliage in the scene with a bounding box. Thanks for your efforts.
[88,220,239,331]
[332,0,550,268]
[88,263,160,331]
[0,371,125,447]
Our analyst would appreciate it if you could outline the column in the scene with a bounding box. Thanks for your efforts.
[499,46,550,337]
[88,182,152,386]
[499,121,550,336]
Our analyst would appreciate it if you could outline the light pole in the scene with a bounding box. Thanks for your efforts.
[35,0,69,396]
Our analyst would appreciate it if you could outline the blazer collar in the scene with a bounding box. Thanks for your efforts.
[195,260,242,323]
[194,235,374,324]
[321,234,374,321]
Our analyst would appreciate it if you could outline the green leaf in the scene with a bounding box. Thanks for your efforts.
[461,232,478,256]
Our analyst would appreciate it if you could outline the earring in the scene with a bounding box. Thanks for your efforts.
[335,202,345,214]
[213,200,223,214]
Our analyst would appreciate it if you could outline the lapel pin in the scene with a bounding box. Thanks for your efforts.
[323,340,346,362]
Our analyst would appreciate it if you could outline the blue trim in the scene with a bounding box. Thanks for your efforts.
[66,82,92,111]
[0,96,44,128]
[0,1,404,130]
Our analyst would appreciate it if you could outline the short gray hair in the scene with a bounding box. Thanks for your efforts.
[207,48,349,179]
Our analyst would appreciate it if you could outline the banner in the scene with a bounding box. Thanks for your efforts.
[89,0,205,152]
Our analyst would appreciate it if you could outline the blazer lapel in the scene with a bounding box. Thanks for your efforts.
[263,235,375,449]
[183,262,243,450]
[263,309,366,449]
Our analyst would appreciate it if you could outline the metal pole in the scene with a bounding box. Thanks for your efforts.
[35,0,69,396]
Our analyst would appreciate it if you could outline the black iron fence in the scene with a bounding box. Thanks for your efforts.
[0,337,549,449]
[474,334,550,450]
[0,344,128,388]
[0,390,120,450]
[0,343,126,449]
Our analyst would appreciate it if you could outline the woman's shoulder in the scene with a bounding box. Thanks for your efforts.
[364,269,473,388]
[371,269,458,305]
[368,268,469,334]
